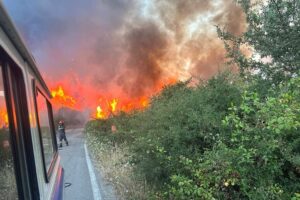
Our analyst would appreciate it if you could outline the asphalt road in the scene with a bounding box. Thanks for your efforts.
[59,128,117,200]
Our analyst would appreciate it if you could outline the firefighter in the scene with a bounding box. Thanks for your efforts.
[58,120,68,147]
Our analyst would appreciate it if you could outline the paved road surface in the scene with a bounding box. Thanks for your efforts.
[59,128,117,200]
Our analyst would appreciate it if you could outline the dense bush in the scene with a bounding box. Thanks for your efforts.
[167,76,300,199]
[86,74,300,199]
[129,73,242,187]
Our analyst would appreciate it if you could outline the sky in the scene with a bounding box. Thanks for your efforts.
[3,0,246,113]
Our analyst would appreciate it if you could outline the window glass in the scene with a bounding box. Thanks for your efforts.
[0,67,18,199]
[36,91,54,171]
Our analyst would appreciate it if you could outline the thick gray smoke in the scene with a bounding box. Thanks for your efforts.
[3,0,246,106]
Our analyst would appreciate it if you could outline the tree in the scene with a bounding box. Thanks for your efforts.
[218,0,300,84]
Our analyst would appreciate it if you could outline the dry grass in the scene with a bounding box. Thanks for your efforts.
[86,133,151,200]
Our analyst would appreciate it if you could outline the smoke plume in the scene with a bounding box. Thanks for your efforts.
[3,0,246,110]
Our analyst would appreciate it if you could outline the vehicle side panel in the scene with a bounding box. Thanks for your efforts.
[0,25,63,200]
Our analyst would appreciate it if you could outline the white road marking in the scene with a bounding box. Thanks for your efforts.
[84,143,102,200]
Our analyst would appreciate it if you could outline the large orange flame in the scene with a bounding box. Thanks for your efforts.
[51,85,77,108]
[94,96,153,119]
[49,78,177,120]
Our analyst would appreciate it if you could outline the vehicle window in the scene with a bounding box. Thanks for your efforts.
[0,67,18,199]
[36,90,54,172]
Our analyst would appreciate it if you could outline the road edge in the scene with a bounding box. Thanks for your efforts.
[84,143,102,200]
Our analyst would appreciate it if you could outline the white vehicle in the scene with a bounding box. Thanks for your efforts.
[0,3,64,200]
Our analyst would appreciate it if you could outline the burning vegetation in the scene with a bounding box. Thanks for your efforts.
[51,86,77,108]
[51,84,161,119]
[7,0,248,121]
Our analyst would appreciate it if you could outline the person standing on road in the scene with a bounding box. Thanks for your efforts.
[58,120,68,148]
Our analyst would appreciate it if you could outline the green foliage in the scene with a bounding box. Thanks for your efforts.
[85,74,300,199]
[220,76,300,199]
[218,0,300,83]
[86,73,244,198]
[165,76,300,199]
[130,74,242,186]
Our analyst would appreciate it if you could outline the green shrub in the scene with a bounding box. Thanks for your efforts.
[130,73,242,187]
[166,76,300,199]
[85,74,300,199]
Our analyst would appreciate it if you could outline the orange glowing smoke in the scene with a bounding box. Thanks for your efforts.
[0,108,8,128]
[51,86,77,108]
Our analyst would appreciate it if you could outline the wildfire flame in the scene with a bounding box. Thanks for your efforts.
[94,96,153,119]
[50,79,176,120]
[110,99,118,113]
[51,86,77,108]
[96,105,105,119]
[0,108,8,128]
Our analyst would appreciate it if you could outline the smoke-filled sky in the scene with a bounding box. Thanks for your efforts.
[3,0,246,110]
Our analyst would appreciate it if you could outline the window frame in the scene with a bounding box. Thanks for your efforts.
[0,47,40,199]
[0,54,25,199]
[32,80,58,183]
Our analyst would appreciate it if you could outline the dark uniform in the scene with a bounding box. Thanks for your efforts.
[58,121,68,147]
